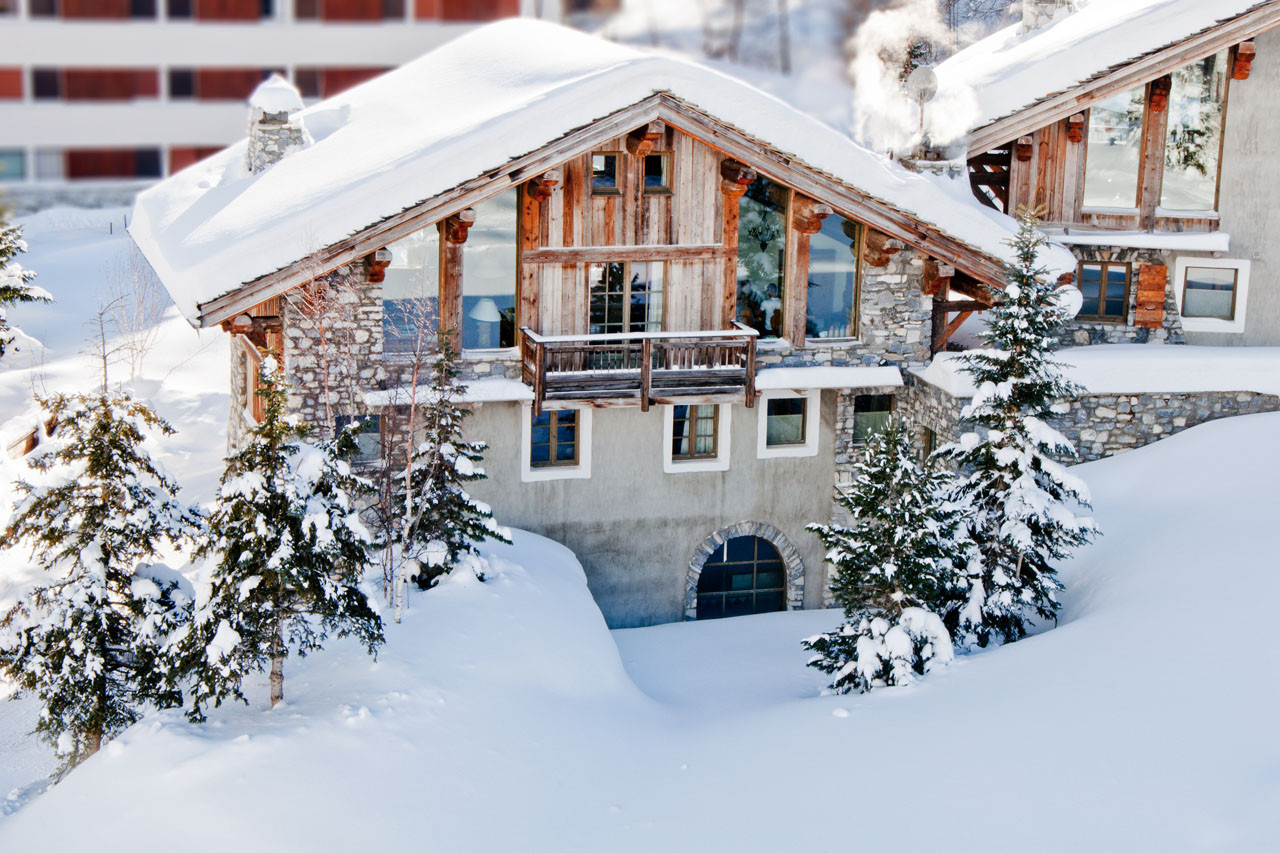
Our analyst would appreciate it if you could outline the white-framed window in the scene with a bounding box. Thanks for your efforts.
[520,404,592,482]
[1173,257,1250,334]
[756,390,819,459]
[663,403,731,473]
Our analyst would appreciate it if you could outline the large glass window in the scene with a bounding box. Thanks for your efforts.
[530,410,579,468]
[461,188,518,350]
[1162,50,1229,211]
[1083,84,1147,209]
[588,261,664,335]
[1077,262,1130,321]
[1181,265,1238,320]
[671,404,718,460]
[806,214,860,340]
[695,535,786,620]
[736,176,788,338]
[382,224,439,356]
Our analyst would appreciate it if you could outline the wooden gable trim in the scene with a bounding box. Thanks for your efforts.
[966,2,1280,156]
[197,91,1013,326]
[652,97,1011,289]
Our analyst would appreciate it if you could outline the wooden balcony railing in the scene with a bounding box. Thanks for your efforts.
[520,324,759,415]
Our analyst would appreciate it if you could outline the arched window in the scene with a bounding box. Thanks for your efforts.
[695,535,786,620]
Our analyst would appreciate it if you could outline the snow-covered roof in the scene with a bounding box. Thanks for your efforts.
[1053,230,1230,253]
[130,19,1076,326]
[932,0,1275,142]
[755,366,902,391]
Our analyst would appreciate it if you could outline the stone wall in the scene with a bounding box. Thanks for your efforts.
[280,261,385,438]
[901,374,1280,464]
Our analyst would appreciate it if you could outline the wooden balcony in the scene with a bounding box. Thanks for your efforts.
[520,324,759,415]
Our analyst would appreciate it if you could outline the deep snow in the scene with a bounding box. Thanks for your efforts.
[3,210,1279,849]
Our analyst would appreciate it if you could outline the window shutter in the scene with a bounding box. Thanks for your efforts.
[1134,264,1167,328]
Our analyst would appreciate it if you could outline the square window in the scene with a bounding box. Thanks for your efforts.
[591,153,620,194]
[0,150,25,182]
[852,394,892,443]
[294,0,318,17]
[168,68,195,99]
[530,409,579,468]
[1077,262,1130,322]
[335,414,382,462]
[294,67,322,99]
[130,0,156,17]
[1182,266,1237,320]
[32,68,60,100]
[166,0,191,17]
[29,0,57,15]
[643,153,670,193]
[765,397,805,447]
[34,148,63,180]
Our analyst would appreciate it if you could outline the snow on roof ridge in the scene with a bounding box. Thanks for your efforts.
[130,18,1075,325]
[933,0,1274,139]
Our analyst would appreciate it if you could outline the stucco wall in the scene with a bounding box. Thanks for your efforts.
[463,396,838,629]
[1201,25,1280,346]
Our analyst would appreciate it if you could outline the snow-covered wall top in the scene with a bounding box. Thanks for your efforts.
[128,19,1075,326]
[932,0,1272,141]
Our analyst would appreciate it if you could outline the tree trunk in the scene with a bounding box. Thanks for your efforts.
[269,622,285,708]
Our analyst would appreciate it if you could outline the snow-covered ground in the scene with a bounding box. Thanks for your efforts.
[3,211,1278,848]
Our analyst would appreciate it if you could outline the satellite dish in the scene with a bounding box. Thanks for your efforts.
[905,65,939,104]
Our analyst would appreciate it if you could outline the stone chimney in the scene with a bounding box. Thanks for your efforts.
[1021,0,1080,35]
[245,74,309,175]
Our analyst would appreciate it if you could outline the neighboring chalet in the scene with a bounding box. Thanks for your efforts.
[935,0,1280,346]
[130,20,1076,628]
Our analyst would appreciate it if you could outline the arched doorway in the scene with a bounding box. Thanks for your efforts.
[685,522,804,620]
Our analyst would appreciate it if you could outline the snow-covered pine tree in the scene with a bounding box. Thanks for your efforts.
[0,393,202,772]
[392,332,509,597]
[0,217,51,360]
[180,356,383,720]
[938,210,1096,647]
[803,418,967,694]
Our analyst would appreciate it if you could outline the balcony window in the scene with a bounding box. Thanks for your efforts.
[1161,50,1229,212]
[461,188,518,350]
[382,224,440,356]
[643,153,670,194]
[591,153,620,195]
[736,176,788,339]
[1082,84,1146,209]
[588,261,665,335]
[806,214,860,340]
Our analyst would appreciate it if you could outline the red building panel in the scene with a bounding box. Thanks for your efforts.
[0,68,23,100]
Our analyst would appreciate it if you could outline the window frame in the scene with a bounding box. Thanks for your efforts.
[851,393,894,445]
[1173,257,1250,333]
[1080,83,1149,214]
[335,413,383,464]
[587,260,666,335]
[529,408,580,469]
[663,403,731,473]
[520,404,592,482]
[590,151,622,196]
[642,151,672,195]
[1157,49,1232,215]
[757,390,820,459]
[1075,260,1132,323]
[804,213,863,343]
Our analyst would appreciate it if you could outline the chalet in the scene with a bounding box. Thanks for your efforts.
[935,0,1280,347]
[130,19,1083,628]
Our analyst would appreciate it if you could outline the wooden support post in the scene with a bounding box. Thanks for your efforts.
[744,332,757,409]
[518,186,540,340]
[640,336,652,412]
[933,310,973,354]
[787,194,831,344]
[439,207,474,347]
[1140,81,1171,229]
[720,158,756,328]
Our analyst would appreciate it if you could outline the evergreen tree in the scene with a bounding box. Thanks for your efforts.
[1,218,51,360]
[180,356,382,721]
[938,210,1097,647]
[392,332,509,593]
[803,419,967,694]
[0,393,202,772]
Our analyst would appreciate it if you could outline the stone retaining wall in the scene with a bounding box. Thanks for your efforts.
[901,374,1280,463]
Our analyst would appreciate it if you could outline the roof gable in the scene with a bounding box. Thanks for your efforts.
[130,19,1076,326]
[934,0,1280,155]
